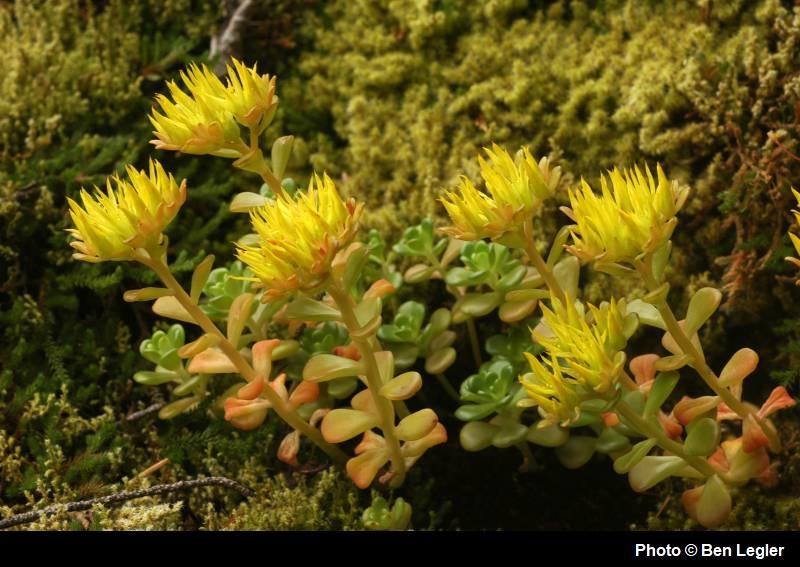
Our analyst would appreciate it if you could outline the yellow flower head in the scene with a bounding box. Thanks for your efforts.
[532,294,627,394]
[67,160,186,263]
[786,188,800,271]
[520,354,582,426]
[150,63,242,156]
[440,144,560,246]
[224,59,278,135]
[563,164,688,267]
[150,59,280,157]
[236,173,364,300]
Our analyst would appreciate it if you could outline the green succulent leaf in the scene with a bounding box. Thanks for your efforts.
[393,219,439,258]
[303,354,364,382]
[456,292,502,318]
[386,343,420,370]
[424,347,456,374]
[552,255,580,298]
[613,439,658,474]
[459,421,497,452]
[485,325,541,367]
[378,301,425,343]
[139,324,185,370]
[362,496,412,531]
[526,423,569,447]
[457,360,516,421]
[684,287,722,336]
[684,417,720,457]
[492,420,528,448]
[299,322,350,355]
[200,261,255,319]
[626,299,666,330]
[556,436,596,469]
[643,371,680,418]
[285,295,342,322]
[595,427,631,454]
[628,455,703,492]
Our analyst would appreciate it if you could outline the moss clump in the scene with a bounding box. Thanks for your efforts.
[284,1,800,307]
[210,468,364,530]
[0,0,221,160]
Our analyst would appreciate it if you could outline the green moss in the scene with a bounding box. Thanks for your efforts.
[210,468,364,530]
[284,0,800,307]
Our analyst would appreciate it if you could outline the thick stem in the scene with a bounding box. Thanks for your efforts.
[465,318,483,368]
[428,252,483,368]
[515,441,537,472]
[639,264,781,451]
[256,162,285,200]
[434,373,461,403]
[620,370,640,391]
[522,220,565,304]
[394,400,410,419]
[248,128,285,199]
[328,284,407,486]
[138,250,347,464]
[615,400,720,480]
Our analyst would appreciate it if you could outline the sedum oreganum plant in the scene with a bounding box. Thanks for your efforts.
[68,58,796,527]
[68,58,446,490]
[441,157,796,528]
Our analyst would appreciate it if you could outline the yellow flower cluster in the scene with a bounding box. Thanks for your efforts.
[786,188,800,272]
[67,160,186,263]
[150,59,278,157]
[534,296,627,392]
[520,355,582,426]
[563,164,688,267]
[439,144,560,246]
[520,295,628,425]
[236,173,364,300]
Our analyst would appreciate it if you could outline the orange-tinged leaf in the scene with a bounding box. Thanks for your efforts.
[237,377,265,400]
[178,333,219,358]
[303,353,364,382]
[673,395,719,425]
[401,423,448,460]
[742,414,769,453]
[630,354,659,390]
[188,348,237,374]
[364,278,396,300]
[395,409,438,442]
[696,475,731,529]
[227,292,255,346]
[718,348,759,388]
[758,386,796,418]
[379,372,422,401]
[681,485,703,524]
[252,338,281,378]
[346,449,389,489]
[355,430,386,454]
[658,411,683,439]
[277,430,300,467]
[153,296,195,324]
[289,380,320,408]
[351,388,379,415]
[223,398,269,430]
[321,408,379,443]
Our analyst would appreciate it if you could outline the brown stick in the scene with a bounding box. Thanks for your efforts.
[0,477,255,530]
